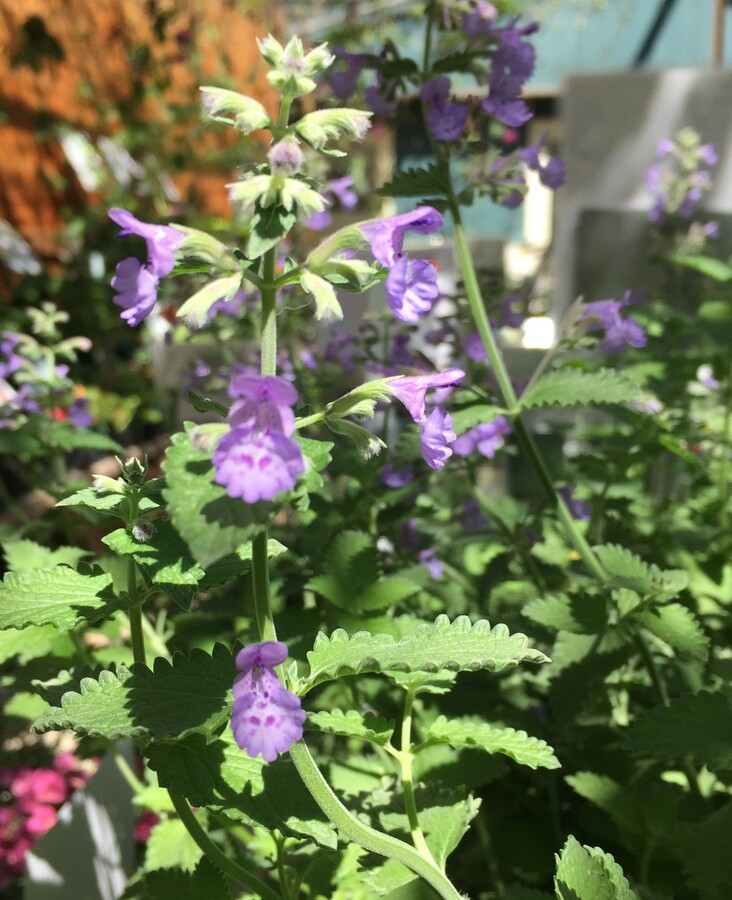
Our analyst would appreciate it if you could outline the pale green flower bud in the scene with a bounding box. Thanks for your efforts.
[199,87,271,134]
[325,379,394,420]
[228,174,278,211]
[177,273,243,329]
[268,138,305,176]
[324,418,385,459]
[257,34,285,68]
[294,108,371,152]
[306,224,369,269]
[279,178,326,218]
[300,270,343,322]
[131,518,156,543]
[172,225,238,270]
[92,474,125,494]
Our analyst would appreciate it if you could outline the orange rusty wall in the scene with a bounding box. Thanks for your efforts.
[0,0,283,263]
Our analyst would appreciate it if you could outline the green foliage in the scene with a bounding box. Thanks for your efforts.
[522,593,608,635]
[376,163,451,202]
[518,368,641,409]
[307,709,395,746]
[625,691,732,769]
[671,253,732,281]
[56,486,162,517]
[121,858,232,900]
[162,425,270,567]
[247,203,297,258]
[424,715,560,770]
[145,728,337,848]
[2,539,89,573]
[593,544,688,598]
[555,836,639,899]
[0,566,117,630]
[144,815,205,873]
[302,615,549,691]
[634,603,709,660]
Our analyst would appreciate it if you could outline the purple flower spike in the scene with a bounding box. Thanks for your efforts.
[581,295,646,353]
[385,256,440,322]
[0,332,23,379]
[421,77,469,142]
[213,426,305,503]
[231,641,305,762]
[419,407,455,470]
[361,206,444,268]
[390,367,465,422]
[228,371,299,436]
[453,416,510,458]
[108,208,183,278]
[111,258,159,327]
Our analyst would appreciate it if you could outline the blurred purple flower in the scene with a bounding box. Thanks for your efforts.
[381,461,414,488]
[385,256,440,322]
[419,547,444,579]
[0,332,22,379]
[501,294,525,327]
[453,416,510,458]
[519,134,565,189]
[365,76,397,115]
[68,398,93,428]
[111,258,159,327]
[108,208,183,278]
[421,77,469,142]
[331,48,368,100]
[213,426,304,503]
[581,293,646,353]
[390,367,465,422]
[231,641,305,762]
[462,0,498,35]
[481,19,537,127]
[228,371,298,436]
[559,485,591,521]
[419,407,456,469]
[324,327,362,373]
[361,206,444,269]
[306,176,359,231]
[464,331,487,362]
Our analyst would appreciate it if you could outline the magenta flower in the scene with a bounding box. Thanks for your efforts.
[453,416,511,458]
[419,547,444,579]
[385,256,440,322]
[231,641,306,762]
[360,206,444,268]
[421,77,469,142]
[390,367,465,422]
[108,208,183,278]
[419,407,456,470]
[212,426,305,503]
[581,294,646,353]
[11,768,67,806]
[111,258,159,327]
[228,371,299,436]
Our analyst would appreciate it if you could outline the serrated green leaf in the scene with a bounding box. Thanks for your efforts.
[0,624,74,665]
[302,614,548,691]
[291,436,333,510]
[145,728,336,848]
[162,424,270,567]
[522,594,608,635]
[671,253,732,281]
[518,368,640,410]
[555,835,639,900]
[56,486,162,517]
[121,857,232,900]
[43,423,123,454]
[2,540,89,574]
[625,691,732,770]
[247,203,297,259]
[103,519,204,609]
[307,709,394,745]
[426,715,560,770]
[33,645,236,741]
[145,815,205,873]
[376,163,450,200]
[450,404,505,435]
[635,603,709,660]
[682,801,732,896]
[566,773,644,835]
[593,544,688,598]
[0,566,117,630]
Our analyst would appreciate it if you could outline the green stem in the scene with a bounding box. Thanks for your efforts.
[169,792,283,900]
[719,362,732,532]
[295,412,326,430]
[127,559,147,667]
[252,530,276,642]
[261,249,278,378]
[288,743,464,900]
[400,688,438,865]
[112,748,145,795]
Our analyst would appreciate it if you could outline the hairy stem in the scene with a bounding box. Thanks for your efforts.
[400,688,438,865]
[169,792,283,900]
[289,743,464,900]
[127,559,147,667]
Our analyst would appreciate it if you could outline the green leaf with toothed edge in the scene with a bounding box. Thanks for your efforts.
[555,835,639,900]
[306,709,394,746]
[518,368,640,410]
[425,715,560,770]
[145,727,337,849]
[300,614,549,692]
[0,566,116,631]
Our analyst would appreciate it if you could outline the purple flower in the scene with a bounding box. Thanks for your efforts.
[331,48,368,100]
[702,220,720,239]
[231,641,306,762]
[0,332,23,379]
[390,367,465,422]
[464,331,488,362]
[68,398,93,428]
[462,0,498,35]
[453,416,510,458]
[501,294,525,327]
[581,294,646,353]
[268,140,304,176]
[361,206,444,268]
[482,96,532,128]
[111,258,159,327]
[108,208,183,278]
[306,176,358,231]
[559,485,591,521]
[699,143,718,166]
[324,328,362,373]
[519,134,566,189]
[655,139,674,159]
[482,19,538,126]
[228,371,298,436]
[385,256,440,322]
[419,407,455,470]
[419,547,443,580]
[365,77,397,116]
[421,77,469,142]
[381,461,414,488]
[213,425,305,503]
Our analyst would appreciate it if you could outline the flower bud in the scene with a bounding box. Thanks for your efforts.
[199,87,271,134]
[131,519,156,543]
[117,455,148,485]
[294,109,372,151]
[300,270,343,322]
[268,139,305,176]
[172,225,239,270]
[92,474,125,494]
